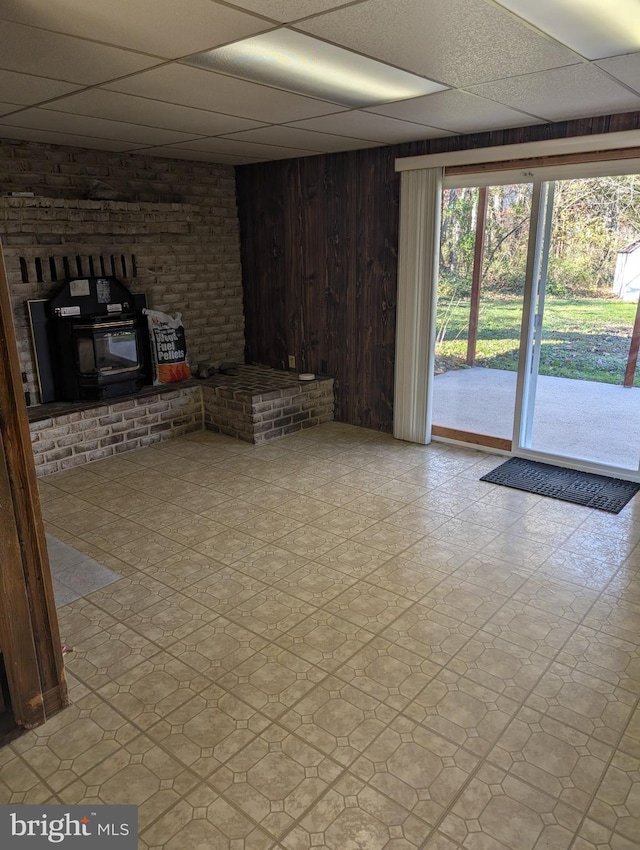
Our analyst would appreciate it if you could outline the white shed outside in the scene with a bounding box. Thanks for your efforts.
[613,239,640,301]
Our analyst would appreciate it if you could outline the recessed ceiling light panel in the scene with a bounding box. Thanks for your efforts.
[496,0,640,59]
[183,28,446,107]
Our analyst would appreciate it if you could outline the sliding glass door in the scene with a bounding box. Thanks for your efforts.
[519,175,640,472]
[431,181,532,449]
[431,161,640,479]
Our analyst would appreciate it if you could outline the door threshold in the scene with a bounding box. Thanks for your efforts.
[431,425,512,451]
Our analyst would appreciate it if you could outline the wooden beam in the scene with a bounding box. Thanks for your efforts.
[624,296,640,387]
[432,424,512,451]
[466,187,488,366]
[0,430,44,728]
[0,237,67,728]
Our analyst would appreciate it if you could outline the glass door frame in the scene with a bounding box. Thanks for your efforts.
[435,158,640,483]
[518,181,555,449]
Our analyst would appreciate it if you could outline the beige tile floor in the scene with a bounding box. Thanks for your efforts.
[3,422,640,850]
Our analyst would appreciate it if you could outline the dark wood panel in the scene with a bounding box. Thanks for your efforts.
[299,156,325,374]
[324,152,349,422]
[237,110,640,433]
[237,162,287,369]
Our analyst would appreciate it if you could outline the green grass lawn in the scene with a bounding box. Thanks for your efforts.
[436,295,640,386]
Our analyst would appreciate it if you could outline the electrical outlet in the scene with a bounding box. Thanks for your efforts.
[288,355,296,369]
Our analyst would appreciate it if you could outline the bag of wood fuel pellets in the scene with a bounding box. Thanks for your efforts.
[143,308,191,384]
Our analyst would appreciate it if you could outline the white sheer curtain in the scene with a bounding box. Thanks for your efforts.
[393,167,443,443]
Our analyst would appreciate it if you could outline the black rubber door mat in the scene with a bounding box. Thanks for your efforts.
[480,457,640,513]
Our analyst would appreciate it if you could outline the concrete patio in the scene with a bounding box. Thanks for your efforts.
[432,366,640,471]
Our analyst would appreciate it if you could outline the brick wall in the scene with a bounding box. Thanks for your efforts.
[30,385,202,476]
[29,371,335,474]
[203,377,335,444]
[0,140,245,403]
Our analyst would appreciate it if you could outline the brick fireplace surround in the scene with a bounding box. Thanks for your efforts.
[0,141,332,473]
[1,140,246,406]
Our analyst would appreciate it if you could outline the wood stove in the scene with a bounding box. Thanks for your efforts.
[60,314,141,400]
[28,276,149,402]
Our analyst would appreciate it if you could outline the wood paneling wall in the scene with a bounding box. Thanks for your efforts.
[237,111,640,433]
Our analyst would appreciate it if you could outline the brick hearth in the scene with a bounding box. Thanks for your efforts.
[202,366,334,444]
[29,366,334,475]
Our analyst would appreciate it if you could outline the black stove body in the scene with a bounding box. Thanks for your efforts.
[29,277,149,403]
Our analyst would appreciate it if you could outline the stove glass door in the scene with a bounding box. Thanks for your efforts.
[94,330,139,373]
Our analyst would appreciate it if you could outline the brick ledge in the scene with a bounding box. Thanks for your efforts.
[28,379,200,423]
[28,365,331,422]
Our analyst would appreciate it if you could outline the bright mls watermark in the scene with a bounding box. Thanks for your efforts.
[0,806,137,848]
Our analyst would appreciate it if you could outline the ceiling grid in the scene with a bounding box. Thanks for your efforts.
[0,0,637,163]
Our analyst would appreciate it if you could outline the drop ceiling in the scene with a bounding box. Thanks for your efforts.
[0,0,639,164]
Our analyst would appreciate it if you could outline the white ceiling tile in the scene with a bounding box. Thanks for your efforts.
[0,124,138,151]
[494,0,640,61]
[136,147,261,164]
[223,1,356,23]
[298,0,583,87]
[287,111,451,143]
[107,64,347,122]
[221,125,381,152]
[46,89,267,136]
[367,89,542,133]
[172,137,322,158]
[0,20,160,84]
[597,53,640,96]
[0,70,81,106]
[0,103,23,117]
[0,109,203,146]
[0,0,272,59]
[466,64,640,122]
